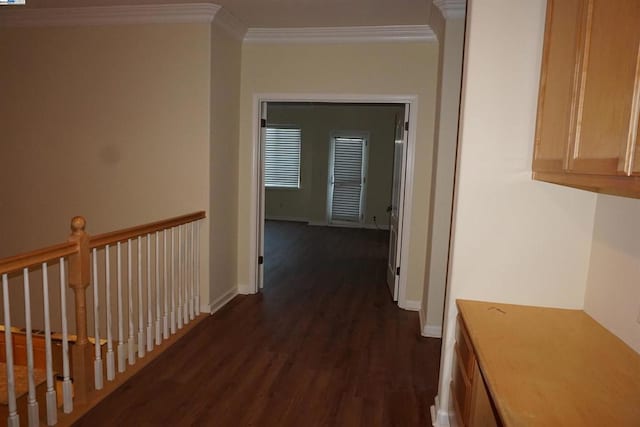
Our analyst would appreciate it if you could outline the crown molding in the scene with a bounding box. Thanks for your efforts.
[433,0,466,20]
[213,7,247,40]
[244,25,436,44]
[0,3,220,27]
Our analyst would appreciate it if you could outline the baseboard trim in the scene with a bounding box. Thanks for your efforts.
[237,284,256,295]
[265,215,309,223]
[423,325,443,338]
[400,299,421,311]
[307,221,390,230]
[430,396,450,427]
[208,287,238,314]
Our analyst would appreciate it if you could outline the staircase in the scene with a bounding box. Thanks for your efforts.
[0,211,207,426]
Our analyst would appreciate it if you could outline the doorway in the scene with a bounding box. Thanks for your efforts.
[248,94,418,308]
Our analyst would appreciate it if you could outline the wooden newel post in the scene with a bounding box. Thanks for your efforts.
[67,216,93,402]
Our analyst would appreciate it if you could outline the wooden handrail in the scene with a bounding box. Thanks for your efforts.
[89,211,206,249]
[0,241,78,276]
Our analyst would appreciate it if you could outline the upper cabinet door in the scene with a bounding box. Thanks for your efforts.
[569,0,640,176]
[533,0,584,173]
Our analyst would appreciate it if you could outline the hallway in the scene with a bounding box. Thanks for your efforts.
[75,221,440,426]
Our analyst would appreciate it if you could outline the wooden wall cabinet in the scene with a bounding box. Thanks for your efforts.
[533,0,640,197]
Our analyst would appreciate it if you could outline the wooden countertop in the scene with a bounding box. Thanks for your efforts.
[457,299,640,426]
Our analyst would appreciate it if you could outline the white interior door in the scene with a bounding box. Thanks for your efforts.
[258,102,267,289]
[328,135,368,224]
[387,107,409,300]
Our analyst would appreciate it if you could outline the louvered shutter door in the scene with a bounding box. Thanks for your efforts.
[331,137,365,222]
[264,127,301,188]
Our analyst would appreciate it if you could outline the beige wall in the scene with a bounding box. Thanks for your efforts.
[0,21,241,327]
[238,41,439,305]
[435,0,598,419]
[420,8,465,337]
[584,195,640,353]
[265,103,403,227]
[209,24,242,307]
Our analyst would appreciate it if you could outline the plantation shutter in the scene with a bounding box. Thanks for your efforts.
[331,137,365,222]
[264,127,301,188]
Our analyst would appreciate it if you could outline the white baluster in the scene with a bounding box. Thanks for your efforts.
[22,269,39,427]
[3,273,20,427]
[163,229,169,339]
[92,249,104,390]
[59,259,72,413]
[170,227,176,335]
[155,231,162,345]
[41,263,57,426]
[127,239,135,365]
[184,224,190,325]
[188,223,194,321]
[177,225,183,330]
[146,234,153,352]
[105,246,115,381]
[195,220,201,315]
[137,236,145,358]
[117,242,126,372]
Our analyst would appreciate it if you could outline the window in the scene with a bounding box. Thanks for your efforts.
[264,126,301,188]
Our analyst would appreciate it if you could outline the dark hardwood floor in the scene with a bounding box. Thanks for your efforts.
[74,221,441,426]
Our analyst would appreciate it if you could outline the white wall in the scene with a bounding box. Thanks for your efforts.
[237,41,439,305]
[584,195,640,353]
[265,103,402,227]
[435,0,598,421]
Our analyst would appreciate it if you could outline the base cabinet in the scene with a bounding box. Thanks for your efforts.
[449,316,499,427]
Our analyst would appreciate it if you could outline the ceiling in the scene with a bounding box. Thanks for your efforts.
[19,0,431,27]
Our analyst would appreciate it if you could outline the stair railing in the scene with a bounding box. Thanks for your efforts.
[0,211,206,426]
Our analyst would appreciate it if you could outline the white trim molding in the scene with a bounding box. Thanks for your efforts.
[423,325,443,338]
[237,284,256,295]
[213,7,247,40]
[209,287,238,315]
[0,3,220,27]
[433,0,467,20]
[401,299,422,311]
[430,396,451,427]
[244,25,436,44]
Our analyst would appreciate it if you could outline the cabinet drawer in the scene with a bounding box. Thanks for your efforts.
[456,315,476,378]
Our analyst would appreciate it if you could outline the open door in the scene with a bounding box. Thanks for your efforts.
[257,102,267,289]
[386,106,409,301]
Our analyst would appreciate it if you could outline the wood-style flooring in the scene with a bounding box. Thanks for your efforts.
[74,221,441,426]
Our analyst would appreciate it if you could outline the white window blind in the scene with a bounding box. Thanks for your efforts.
[264,127,301,188]
[330,137,366,223]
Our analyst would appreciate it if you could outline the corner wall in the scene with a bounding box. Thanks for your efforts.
[209,23,242,311]
[420,7,465,338]
[435,0,597,420]
[584,195,640,353]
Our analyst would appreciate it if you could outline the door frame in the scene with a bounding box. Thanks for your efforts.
[248,93,419,309]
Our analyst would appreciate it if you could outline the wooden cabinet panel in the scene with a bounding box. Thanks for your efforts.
[533,0,584,172]
[570,0,640,175]
[450,316,500,427]
[533,0,640,196]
